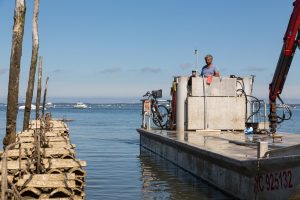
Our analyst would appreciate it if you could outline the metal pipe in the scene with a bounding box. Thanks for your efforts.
[252,102,255,123]
[147,100,151,131]
[264,101,267,129]
[202,77,207,129]
[195,49,199,72]
[142,100,147,128]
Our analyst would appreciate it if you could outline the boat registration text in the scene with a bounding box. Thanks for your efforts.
[254,170,293,193]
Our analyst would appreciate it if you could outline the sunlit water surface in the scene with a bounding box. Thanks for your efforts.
[0,103,300,199]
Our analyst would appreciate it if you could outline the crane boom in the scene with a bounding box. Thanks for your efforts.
[269,0,300,133]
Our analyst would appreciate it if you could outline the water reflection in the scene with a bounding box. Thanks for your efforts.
[139,147,232,200]
[165,131,236,152]
[161,131,187,141]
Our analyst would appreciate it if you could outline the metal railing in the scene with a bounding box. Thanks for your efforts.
[247,99,268,130]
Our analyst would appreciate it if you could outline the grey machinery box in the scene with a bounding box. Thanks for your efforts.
[187,77,249,130]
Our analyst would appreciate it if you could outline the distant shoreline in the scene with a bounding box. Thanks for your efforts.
[0,97,300,105]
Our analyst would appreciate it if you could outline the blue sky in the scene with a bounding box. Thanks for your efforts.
[1,1,300,103]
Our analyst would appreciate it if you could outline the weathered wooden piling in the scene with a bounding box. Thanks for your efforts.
[42,77,49,118]
[4,0,26,148]
[36,56,43,120]
[23,0,40,131]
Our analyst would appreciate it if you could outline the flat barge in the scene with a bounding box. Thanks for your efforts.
[137,76,300,200]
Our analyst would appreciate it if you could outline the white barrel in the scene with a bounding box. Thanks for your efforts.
[176,76,188,132]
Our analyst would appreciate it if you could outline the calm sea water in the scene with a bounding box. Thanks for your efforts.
[0,103,300,199]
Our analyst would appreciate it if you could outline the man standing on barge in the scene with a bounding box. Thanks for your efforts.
[201,54,220,77]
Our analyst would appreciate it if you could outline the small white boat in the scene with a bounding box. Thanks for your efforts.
[19,104,36,110]
[73,102,88,109]
[46,102,56,108]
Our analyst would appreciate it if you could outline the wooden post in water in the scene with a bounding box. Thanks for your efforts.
[3,0,26,148]
[36,56,43,120]
[23,0,40,131]
[42,77,49,118]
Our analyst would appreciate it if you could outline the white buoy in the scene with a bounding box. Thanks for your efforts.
[176,76,188,132]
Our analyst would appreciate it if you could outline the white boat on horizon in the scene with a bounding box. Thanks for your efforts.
[19,104,36,110]
[73,102,88,109]
[46,102,56,108]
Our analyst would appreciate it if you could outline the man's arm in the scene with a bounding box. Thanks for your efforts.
[214,69,220,77]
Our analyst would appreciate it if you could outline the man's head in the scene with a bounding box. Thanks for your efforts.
[192,70,197,77]
[205,54,213,65]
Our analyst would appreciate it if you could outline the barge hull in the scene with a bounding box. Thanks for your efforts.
[137,128,300,200]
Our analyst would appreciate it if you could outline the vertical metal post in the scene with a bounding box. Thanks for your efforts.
[147,101,151,131]
[142,101,145,128]
[143,113,145,128]
[202,77,207,129]
[252,102,255,123]
[264,101,267,129]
